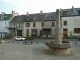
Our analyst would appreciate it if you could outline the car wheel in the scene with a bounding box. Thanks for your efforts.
[21,39,23,41]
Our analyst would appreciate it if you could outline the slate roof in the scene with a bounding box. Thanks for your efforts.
[0,14,12,20]
[10,7,80,23]
[10,15,26,23]
[10,12,56,23]
[60,7,80,16]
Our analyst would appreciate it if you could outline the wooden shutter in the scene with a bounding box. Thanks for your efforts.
[33,23,36,27]
[41,22,44,27]
[52,22,54,26]
[25,23,30,27]
[74,28,77,33]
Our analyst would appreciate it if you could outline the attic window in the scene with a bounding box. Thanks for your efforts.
[63,10,67,16]
[33,17,36,20]
[27,18,29,20]
[50,16,53,19]
[78,10,80,15]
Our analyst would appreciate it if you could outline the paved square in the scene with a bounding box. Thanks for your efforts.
[0,40,80,60]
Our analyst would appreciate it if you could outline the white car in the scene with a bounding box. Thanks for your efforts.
[15,36,26,41]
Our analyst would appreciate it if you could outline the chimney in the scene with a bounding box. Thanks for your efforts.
[12,11,15,17]
[60,8,62,11]
[2,12,5,15]
[72,6,74,9]
[40,10,43,15]
[26,12,29,16]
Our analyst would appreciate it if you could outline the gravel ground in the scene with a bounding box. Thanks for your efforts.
[0,41,80,60]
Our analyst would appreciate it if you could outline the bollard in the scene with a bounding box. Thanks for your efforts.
[23,42,24,44]
[37,42,38,44]
[43,42,44,44]
[75,42,77,45]
[31,42,32,44]
[18,42,19,44]
[25,41,26,44]
[8,41,9,43]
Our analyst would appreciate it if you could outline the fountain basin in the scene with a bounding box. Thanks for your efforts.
[45,41,71,54]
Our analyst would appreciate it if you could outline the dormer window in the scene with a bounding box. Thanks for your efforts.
[33,17,36,20]
[50,16,53,19]
[78,10,80,15]
[63,10,67,16]
[27,18,29,20]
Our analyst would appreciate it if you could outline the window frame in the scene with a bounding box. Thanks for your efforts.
[74,28,80,33]
[33,22,36,27]
[41,22,44,27]
[64,21,67,26]
[25,23,30,27]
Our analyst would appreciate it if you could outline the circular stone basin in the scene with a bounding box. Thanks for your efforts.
[45,41,71,54]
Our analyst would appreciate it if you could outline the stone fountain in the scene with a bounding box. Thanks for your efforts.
[45,9,71,54]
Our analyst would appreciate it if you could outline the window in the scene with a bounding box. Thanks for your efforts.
[32,29,37,36]
[74,28,80,33]
[41,22,44,27]
[33,17,36,20]
[14,23,15,27]
[27,29,29,36]
[25,23,30,27]
[64,21,67,25]
[33,23,36,27]
[51,16,53,19]
[5,21,6,25]
[78,10,80,15]
[19,23,20,27]
[63,10,67,16]
[52,22,54,26]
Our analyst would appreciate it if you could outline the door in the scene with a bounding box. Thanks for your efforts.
[63,29,68,37]
[43,29,51,37]
[31,29,37,36]
[17,30,22,36]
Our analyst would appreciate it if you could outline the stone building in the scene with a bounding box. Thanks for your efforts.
[10,11,56,37]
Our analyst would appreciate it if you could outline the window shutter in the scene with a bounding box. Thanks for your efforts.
[41,22,44,27]
[52,22,54,26]
[64,21,67,25]
[74,28,77,33]
[33,23,36,27]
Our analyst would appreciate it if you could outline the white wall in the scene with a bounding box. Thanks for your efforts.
[0,20,10,38]
[62,16,80,36]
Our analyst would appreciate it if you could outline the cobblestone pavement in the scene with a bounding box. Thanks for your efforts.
[0,40,80,60]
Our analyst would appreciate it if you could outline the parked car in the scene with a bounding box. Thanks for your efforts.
[15,36,26,41]
[79,38,80,40]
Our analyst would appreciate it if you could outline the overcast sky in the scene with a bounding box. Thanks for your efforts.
[0,0,80,15]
